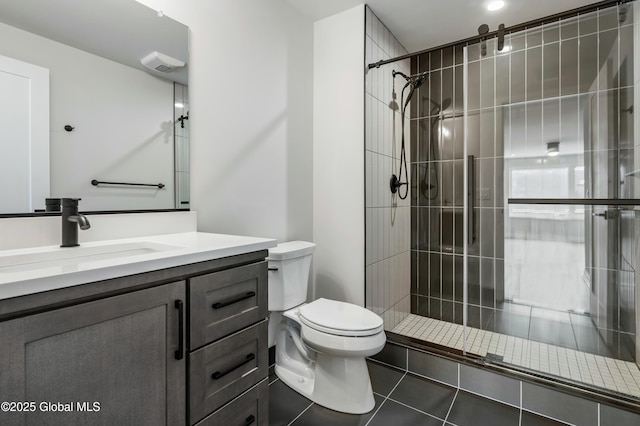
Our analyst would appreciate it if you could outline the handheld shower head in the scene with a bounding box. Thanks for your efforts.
[412,72,428,89]
[404,73,428,108]
[393,70,428,85]
[390,70,429,201]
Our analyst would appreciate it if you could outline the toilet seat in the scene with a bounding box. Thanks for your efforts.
[298,298,384,337]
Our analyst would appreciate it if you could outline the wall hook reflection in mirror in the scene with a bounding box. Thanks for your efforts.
[64,125,75,132]
[178,112,189,128]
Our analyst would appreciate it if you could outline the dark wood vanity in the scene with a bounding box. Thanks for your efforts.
[0,250,269,426]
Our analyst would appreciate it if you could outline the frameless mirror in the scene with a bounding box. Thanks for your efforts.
[0,0,189,214]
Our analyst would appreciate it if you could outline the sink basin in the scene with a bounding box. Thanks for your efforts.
[0,242,181,273]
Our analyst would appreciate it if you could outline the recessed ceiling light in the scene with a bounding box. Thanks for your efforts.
[487,1,505,11]
[175,102,185,108]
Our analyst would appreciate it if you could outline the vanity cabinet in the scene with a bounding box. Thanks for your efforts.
[188,261,269,425]
[0,281,186,426]
[0,250,270,426]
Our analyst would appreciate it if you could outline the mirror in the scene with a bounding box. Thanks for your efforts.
[0,0,189,214]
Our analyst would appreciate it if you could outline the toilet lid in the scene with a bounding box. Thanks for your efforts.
[298,298,383,337]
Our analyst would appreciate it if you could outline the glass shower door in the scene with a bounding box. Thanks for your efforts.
[463,2,640,395]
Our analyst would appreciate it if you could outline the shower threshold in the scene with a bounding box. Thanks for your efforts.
[392,314,640,398]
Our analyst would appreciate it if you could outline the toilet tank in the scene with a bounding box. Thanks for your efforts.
[267,241,316,311]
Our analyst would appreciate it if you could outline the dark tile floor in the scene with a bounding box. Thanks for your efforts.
[269,360,568,426]
[420,299,636,362]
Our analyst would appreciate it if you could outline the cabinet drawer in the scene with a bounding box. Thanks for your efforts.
[194,379,268,426]
[189,320,268,425]
[189,262,267,349]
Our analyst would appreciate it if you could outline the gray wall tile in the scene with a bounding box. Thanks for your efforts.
[522,382,598,426]
[407,348,458,386]
[459,364,520,407]
[371,342,408,370]
[600,404,640,426]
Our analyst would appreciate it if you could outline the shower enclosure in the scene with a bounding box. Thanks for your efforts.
[365,1,640,400]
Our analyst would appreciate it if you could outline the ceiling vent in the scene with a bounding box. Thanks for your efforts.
[140,51,185,73]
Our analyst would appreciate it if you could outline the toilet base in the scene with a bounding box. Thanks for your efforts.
[276,353,375,414]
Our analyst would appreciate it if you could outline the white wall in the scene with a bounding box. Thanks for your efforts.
[312,5,365,305]
[0,211,196,251]
[136,0,314,245]
[0,22,175,212]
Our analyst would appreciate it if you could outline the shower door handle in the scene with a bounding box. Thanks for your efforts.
[592,210,619,220]
[467,155,476,245]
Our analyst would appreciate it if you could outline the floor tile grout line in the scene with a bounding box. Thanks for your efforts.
[518,406,522,426]
[382,395,449,423]
[520,408,575,425]
[443,388,459,424]
[454,386,522,411]
[364,371,407,426]
[401,369,458,390]
[286,401,314,426]
[367,357,407,373]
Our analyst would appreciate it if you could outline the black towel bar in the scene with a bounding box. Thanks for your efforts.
[91,179,164,189]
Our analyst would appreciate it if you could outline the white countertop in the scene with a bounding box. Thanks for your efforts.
[0,232,277,301]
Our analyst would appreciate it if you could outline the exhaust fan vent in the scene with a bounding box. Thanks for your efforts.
[140,51,185,73]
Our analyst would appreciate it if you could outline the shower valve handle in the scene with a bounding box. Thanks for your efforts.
[390,174,407,194]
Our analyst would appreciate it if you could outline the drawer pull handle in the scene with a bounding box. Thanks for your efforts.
[268,267,278,271]
[245,415,256,425]
[211,353,256,380]
[211,291,256,309]
[174,300,184,360]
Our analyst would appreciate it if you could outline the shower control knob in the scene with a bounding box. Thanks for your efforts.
[390,174,407,194]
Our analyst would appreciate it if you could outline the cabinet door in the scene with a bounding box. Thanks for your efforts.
[0,281,186,426]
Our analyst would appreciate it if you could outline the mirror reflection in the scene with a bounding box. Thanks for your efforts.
[0,0,189,214]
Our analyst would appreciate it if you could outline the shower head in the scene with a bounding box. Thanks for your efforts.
[399,71,429,110]
[412,72,428,89]
[393,70,428,88]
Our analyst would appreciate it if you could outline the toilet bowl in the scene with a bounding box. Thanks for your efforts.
[268,241,386,414]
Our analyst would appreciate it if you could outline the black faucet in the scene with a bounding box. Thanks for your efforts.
[61,198,91,247]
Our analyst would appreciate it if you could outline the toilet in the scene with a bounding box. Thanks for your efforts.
[267,241,386,414]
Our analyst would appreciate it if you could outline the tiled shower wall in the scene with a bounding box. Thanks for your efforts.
[365,6,411,330]
[409,41,506,327]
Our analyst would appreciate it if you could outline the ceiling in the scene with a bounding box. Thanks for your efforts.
[286,0,603,53]
[0,0,188,84]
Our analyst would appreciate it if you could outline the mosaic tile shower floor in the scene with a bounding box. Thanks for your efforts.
[393,314,640,398]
